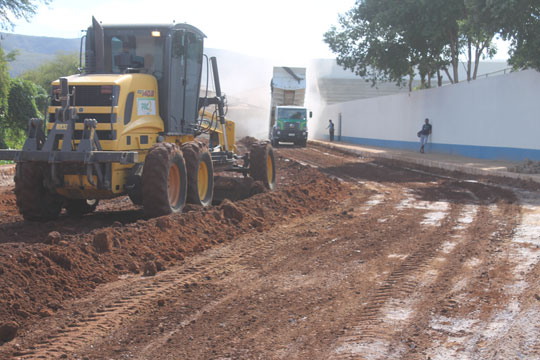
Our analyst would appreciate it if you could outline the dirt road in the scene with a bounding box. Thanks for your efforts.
[1,144,540,359]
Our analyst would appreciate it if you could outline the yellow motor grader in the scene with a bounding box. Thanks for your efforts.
[0,17,276,220]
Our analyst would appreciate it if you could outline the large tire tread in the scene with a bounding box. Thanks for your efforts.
[142,142,187,217]
[249,141,276,190]
[14,163,62,221]
[181,141,214,207]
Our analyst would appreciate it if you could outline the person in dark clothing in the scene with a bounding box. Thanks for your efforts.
[327,119,335,142]
[418,118,432,153]
[115,38,144,72]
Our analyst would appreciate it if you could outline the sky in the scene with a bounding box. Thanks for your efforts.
[8,0,357,66]
[8,0,510,63]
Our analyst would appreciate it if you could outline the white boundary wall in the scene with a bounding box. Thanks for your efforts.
[309,69,540,160]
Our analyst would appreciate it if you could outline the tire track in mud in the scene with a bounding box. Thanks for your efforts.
[329,182,519,360]
[323,182,514,359]
[329,199,465,360]
[33,186,387,360]
[285,148,530,360]
[395,202,509,360]
[421,189,536,360]
[280,147,469,358]
[10,229,285,359]
[130,189,394,360]
[107,150,410,359]
[256,147,525,360]
[130,175,407,360]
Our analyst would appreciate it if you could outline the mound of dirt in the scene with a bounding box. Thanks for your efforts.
[235,136,262,154]
[236,136,259,146]
[0,157,348,335]
[213,176,266,203]
[0,190,17,221]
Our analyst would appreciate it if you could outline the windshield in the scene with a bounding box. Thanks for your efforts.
[104,29,165,75]
[277,108,307,121]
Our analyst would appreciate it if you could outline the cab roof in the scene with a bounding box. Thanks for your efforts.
[97,22,206,38]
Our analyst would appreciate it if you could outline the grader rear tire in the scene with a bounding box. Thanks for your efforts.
[249,142,276,190]
[14,162,62,221]
[181,141,214,207]
[142,142,187,217]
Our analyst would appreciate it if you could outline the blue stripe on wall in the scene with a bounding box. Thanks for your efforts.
[327,136,540,162]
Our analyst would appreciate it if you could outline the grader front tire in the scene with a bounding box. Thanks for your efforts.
[14,162,62,221]
[142,143,187,217]
[182,141,214,207]
[249,142,276,190]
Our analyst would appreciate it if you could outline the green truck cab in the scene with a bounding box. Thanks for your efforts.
[270,106,311,147]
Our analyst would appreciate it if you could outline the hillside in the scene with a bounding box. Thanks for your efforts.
[0,32,80,76]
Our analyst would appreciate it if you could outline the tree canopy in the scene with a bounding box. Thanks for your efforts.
[7,77,44,131]
[0,0,50,30]
[0,46,11,148]
[0,49,78,149]
[494,0,540,70]
[0,46,9,112]
[324,0,540,89]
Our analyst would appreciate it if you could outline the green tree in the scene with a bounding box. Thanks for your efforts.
[492,0,540,70]
[0,47,9,110]
[7,78,43,130]
[0,46,11,148]
[0,78,45,149]
[459,0,499,81]
[324,0,500,88]
[0,0,51,30]
[324,1,417,90]
[21,51,79,90]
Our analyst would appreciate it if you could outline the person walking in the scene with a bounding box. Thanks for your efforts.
[327,119,335,142]
[418,118,432,153]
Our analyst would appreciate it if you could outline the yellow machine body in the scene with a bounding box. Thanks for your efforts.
[199,110,237,153]
[48,73,196,199]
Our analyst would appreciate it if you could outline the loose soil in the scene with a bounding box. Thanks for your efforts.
[0,144,539,359]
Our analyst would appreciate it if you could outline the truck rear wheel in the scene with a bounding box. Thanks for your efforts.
[14,162,62,221]
[65,199,99,217]
[182,141,214,207]
[142,142,187,217]
[249,142,276,190]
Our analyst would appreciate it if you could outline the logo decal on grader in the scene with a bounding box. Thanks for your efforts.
[137,90,155,97]
[137,98,156,116]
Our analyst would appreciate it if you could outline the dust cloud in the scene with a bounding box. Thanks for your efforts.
[305,60,328,140]
[203,49,330,141]
[202,49,273,140]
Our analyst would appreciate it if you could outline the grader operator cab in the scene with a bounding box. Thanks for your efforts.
[0,17,276,220]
